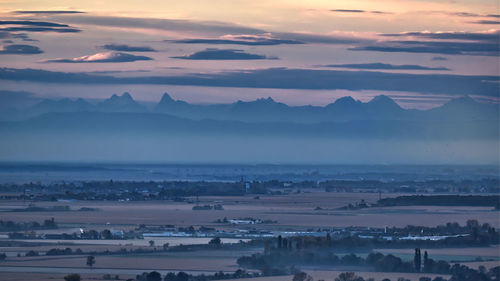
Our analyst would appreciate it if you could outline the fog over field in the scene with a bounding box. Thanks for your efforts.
[0,92,498,164]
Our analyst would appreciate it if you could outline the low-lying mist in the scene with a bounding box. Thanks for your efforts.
[0,132,497,164]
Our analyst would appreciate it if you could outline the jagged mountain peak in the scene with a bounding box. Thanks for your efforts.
[443,95,477,106]
[334,96,360,106]
[159,92,175,104]
[238,96,277,104]
[99,92,145,112]
[108,92,133,101]
[367,95,402,110]
[430,95,498,120]
[35,97,91,106]
[261,96,275,103]
[369,95,395,104]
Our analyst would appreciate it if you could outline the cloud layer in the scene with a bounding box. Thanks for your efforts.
[54,16,366,45]
[351,40,499,56]
[13,10,85,14]
[382,30,499,42]
[0,20,81,33]
[330,9,392,14]
[172,34,304,45]
[321,63,449,71]
[0,44,42,54]
[171,48,275,60]
[44,52,152,63]
[1,67,497,97]
[101,44,156,52]
[472,20,500,25]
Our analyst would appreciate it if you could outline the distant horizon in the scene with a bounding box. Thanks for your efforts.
[0,0,498,165]
[1,89,493,111]
[0,161,498,185]
[1,160,498,166]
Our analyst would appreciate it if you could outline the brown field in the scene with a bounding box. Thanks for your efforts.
[0,270,450,281]
[228,270,450,281]
[0,191,498,280]
[0,272,134,281]
[1,192,498,230]
[460,260,500,269]
[0,271,452,281]
[375,245,500,259]
[1,254,237,271]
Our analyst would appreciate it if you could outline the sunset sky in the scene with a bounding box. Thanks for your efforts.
[0,0,499,108]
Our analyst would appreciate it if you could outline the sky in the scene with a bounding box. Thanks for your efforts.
[0,0,499,109]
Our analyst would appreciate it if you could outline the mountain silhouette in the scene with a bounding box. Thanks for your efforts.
[97,92,147,113]
[0,92,497,140]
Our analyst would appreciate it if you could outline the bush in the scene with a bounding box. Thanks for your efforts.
[147,271,162,281]
[25,250,39,257]
[64,274,81,281]
[209,237,222,245]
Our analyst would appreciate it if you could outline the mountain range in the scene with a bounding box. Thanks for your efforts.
[0,92,498,140]
[1,92,498,123]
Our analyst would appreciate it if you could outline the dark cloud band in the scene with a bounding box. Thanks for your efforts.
[101,44,156,52]
[351,40,499,56]
[171,48,275,60]
[0,20,70,27]
[13,10,85,14]
[320,63,449,71]
[0,27,80,33]
[0,67,496,97]
[0,44,42,54]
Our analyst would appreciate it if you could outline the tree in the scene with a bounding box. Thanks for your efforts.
[293,272,313,281]
[264,240,270,254]
[101,229,112,239]
[209,237,222,245]
[335,272,364,281]
[176,272,189,281]
[466,219,479,229]
[26,250,39,256]
[164,272,176,281]
[283,238,288,249]
[414,248,421,272]
[146,271,162,281]
[423,251,429,272]
[43,217,57,228]
[86,255,95,268]
[64,274,81,281]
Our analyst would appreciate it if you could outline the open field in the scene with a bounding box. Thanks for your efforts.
[374,245,500,262]
[0,191,498,280]
[0,269,451,281]
[228,270,450,281]
[2,237,250,247]
[1,192,498,229]
[0,253,240,272]
[0,272,133,281]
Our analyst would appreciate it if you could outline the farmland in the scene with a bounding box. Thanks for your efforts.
[0,187,498,280]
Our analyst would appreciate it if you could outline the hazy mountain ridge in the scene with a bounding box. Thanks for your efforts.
[0,92,498,140]
[1,111,497,140]
[1,92,497,123]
